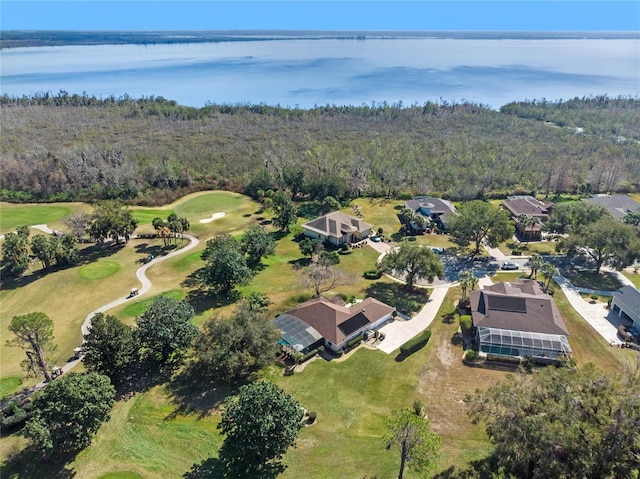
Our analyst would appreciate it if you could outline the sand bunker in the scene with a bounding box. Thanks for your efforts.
[199,212,226,223]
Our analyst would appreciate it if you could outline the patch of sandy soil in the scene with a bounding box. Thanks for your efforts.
[199,212,226,223]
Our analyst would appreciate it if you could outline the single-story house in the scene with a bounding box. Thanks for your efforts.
[470,279,571,361]
[502,195,554,241]
[274,296,395,352]
[583,194,640,222]
[611,285,640,331]
[302,211,373,246]
[403,196,457,231]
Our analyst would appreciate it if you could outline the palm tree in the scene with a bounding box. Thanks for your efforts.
[529,253,544,279]
[540,262,558,290]
[459,269,478,300]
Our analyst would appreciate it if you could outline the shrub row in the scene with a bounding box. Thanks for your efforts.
[364,269,382,279]
[0,402,33,434]
[346,334,364,348]
[400,330,432,356]
[459,315,473,334]
[301,349,319,362]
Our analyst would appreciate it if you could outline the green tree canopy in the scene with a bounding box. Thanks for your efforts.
[384,406,442,479]
[381,242,445,290]
[298,236,324,259]
[271,190,297,232]
[135,296,199,364]
[2,226,30,277]
[7,312,56,381]
[83,312,136,382]
[241,224,277,265]
[562,217,640,273]
[218,381,304,476]
[200,234,254,294]
[88,200,138,244]
[459,269,478,300]
[191,301,280,382]
[545,201,610,234]
[623,210,640,226]
[23,372,115,453]
[467,363,640,479]
[448,200,513,254]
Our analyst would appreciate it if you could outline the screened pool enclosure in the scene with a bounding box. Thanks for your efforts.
[477,326,572,360]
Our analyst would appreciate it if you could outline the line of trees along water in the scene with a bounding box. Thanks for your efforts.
[1,93,638,204]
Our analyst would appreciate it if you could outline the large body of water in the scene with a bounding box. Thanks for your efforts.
[1,36,639,109]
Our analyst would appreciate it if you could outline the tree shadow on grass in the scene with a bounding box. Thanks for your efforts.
[365,282,428,314]
[0,444,77,479]
[115,359,173,401]
[165,367,242,419]
[432,455,499,479]
[184,448,285,479]
[183,288,240,315]
[133,242,167,258]
[0,242,125,292]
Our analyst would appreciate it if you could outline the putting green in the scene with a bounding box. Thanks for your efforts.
[0,203,71,232]
[174,191,244,217]
[78,260,121,280]
[121,290,185,317]
[98,473,143,479]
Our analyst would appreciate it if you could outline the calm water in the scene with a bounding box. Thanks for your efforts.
[1,38,639,108]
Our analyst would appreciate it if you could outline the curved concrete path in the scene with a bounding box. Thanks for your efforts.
[32,233,200,391]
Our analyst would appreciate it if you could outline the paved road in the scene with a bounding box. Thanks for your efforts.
[32,233,200,391]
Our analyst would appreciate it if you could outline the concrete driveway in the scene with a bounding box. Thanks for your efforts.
[377,287,449,354]
[554,275,624,345]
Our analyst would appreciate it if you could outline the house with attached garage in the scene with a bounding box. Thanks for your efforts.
[583,194,640,222]
[403,196,457,232]
[470,279,571,362]
[611,285,640,333]
[274,296,395,353]
[502,195,554,241]
[301,211,374,246]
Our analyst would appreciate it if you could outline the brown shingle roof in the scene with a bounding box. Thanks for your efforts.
[503,196,553,219]
[470,279,568,336]
[282,296,395,345]
[302,212,373,240]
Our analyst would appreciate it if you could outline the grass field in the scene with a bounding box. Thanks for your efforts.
[2,191,638,478]
[0,202,88,233]
[621,270,640,289]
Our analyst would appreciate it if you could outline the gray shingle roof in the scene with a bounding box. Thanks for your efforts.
[584,194,640,221]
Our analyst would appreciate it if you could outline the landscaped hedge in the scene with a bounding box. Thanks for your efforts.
[364,269,382,279]
[459,315,473,334]
[346,334,364,348]
[400,330,432,356]
[301,349,319,362]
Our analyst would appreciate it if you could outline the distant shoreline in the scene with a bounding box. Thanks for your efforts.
[2,29,639,49]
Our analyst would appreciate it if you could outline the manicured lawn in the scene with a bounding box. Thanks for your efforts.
[562,269,623,291]
[341,198,403,237]
[550,284,634,374]
[498,239,558,256]
[0,202,74,233]
[130,208,175,226]
[120,290,185,318]
[99,473,143,479]
[621,271,640,289]
[174,191,246,218]
[0,377,22,399]
[78,260,122,280]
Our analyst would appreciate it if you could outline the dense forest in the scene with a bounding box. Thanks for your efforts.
[1,93,638,205]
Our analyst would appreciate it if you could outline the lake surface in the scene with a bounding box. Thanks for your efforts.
[1,37,639,109]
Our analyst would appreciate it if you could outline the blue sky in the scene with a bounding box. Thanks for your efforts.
[2,1,639,31]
